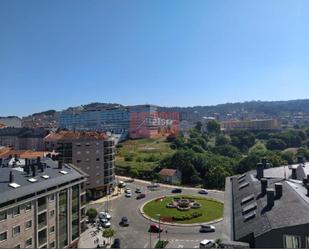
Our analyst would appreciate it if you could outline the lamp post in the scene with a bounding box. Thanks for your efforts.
[157,214,161,243]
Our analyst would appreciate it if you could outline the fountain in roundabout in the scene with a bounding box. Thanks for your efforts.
[166,197,201,211]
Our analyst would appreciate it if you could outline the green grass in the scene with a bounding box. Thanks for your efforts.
[116,137,174,173]
[143,195,223,224]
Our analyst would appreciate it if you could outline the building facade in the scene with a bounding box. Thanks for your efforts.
[44,131,115,198]
[0,128,49,151]
[0,117,22,128]
[220,119,280,132]
[0,157,87,249]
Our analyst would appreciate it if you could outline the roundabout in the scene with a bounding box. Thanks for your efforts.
[142,195,224,225]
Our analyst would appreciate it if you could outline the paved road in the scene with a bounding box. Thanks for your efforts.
[91,180,224,249]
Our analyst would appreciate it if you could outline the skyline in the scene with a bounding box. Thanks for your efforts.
[1,0,309,116]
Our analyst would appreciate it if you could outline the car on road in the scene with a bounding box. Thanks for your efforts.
[199,225,215,233]
[118,181,126,188]
[199,239,215,249]
[119,216,129,226]
[100,218,111,228]
[171,188,182,193]
[136,193,146,199]
[111,238,121,248]
[149,224,163,233]
[135,188,142,193]
[125,192,132,197]
[198,189,208,195]
[99,211,111,220]
[125,188,131,193]
[147,183,160,188]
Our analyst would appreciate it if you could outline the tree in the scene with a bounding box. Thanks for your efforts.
[231,131,255,152]
[215,134,230,146]
[212,145,240,158]
[86,208,98,222]
[206,120,220,134]
[281,151,295,164]
[102,228,115,244]
[195,121,203,132]
[205,166,229,189]
[266,138,287,150]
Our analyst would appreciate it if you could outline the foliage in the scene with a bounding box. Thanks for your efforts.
[206,120,221,134]
[215,134,231,146]
[231,131,256,152]
[86,208,97,221]
[266,138,287,150]
[172,212,202,221]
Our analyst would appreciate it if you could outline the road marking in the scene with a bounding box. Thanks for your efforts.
[177,245,184,249]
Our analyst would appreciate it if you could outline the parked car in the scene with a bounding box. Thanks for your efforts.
[149,224,163,233]
[199,239,215,249]
[119,216,129,226]
[198,189,208,195]
[136,193,146,199]
[125,192,132,197]
[125,188,131,193]
[111,238,121,248]
[100,218,111,228]
[118,181,126,188]
[99,212,111,220]
[199,225,215,233]
[135,188,142,193]
[171,188,182,193]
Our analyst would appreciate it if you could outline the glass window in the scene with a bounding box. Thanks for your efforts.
[0,232,7,242]
[25,203,31,211]
[49,210,55,218]
[59,190,68,248]
[38,212,47,229]
[25,238,32,247]
[14,244,20,249]
[50,241,55,248]
[38,229,47,246]
[284,235,301,248]
[0,212,7,221]
[25,220,32,229]
[12,206,20,216]
[13,226,20,236]
[49,194,55,202]
[49,226,55,234]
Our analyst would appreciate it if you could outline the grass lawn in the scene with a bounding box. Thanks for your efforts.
[143,195,223,224]
[116,137,174,173]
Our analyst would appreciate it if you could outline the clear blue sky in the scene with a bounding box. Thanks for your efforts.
[1,0,309,117]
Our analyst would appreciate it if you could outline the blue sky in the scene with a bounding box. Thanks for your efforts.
[0,0,309,116]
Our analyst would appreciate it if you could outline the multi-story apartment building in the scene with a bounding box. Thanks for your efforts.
[0,116,22,128]
[0,156,87,249]
[222,157,309,248]
[220,119,280,132]
[44,131,115,198]
[0,128,49,151]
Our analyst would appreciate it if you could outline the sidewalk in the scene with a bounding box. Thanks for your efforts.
[79,224,109,248]
[89,186,123,205]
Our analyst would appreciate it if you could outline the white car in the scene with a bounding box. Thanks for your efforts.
[125,188,131,193]
[125,192,132,197]
[100,218,111,228]
[199,239,215,249]
[199,225,215,233]
[99,212,111,220]
[199,189,208,195]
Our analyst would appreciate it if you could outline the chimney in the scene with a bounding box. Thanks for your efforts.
[31,164,36,177]
[275,183,283,198]
[267,188,275,207]
[256,163,264,179]
[9,171,14,183]
[261,178,268,195]
[24,159,30,174]
[58,161,63,169]
[292,168,297,180]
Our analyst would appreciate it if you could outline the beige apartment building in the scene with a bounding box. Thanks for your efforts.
[220,119,280,132]
[0,157,87,249]
[44,131,115,198]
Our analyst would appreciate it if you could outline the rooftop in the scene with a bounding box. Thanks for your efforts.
[45,131,109,141]
[0,127,48,137]
[159,168,177,177]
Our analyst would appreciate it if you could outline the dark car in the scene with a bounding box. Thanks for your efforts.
[135,188,142,193]
[171,188,182,193]
[136,193,146,199]
[149,224,163,233]
[111,238,121,248]
[119,217,129,226]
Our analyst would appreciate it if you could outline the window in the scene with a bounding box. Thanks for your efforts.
[25,220,32,230]
[0,232,7,242]
[49,194,55,202]
[50,241,55,248]
[25,203,31,211]
[284,235,301,248]
[14,244,20,249]
[96,158,100,161]
[77,160,81,163]
[25,238,32,247]
[12,226,20,236]
[12,206,20,216]
[0,212,7,221]
[49,210,55,218]
[49,226,55,234]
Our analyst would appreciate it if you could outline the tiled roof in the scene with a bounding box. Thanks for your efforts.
[159,168,177,177]
[45,131,109,141]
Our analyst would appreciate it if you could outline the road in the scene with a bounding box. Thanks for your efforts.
[90,180,224,249]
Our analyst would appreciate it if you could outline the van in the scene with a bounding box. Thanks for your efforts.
[199,239,214,249]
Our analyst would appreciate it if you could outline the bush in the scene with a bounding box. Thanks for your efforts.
[124,153,134,161]
[86,208,98,222]
[172,212,202,221]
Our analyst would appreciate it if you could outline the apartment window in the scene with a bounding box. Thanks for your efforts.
[25,220,32,230]
[38,228,47,246]
[50,210,55,218]
[50,241,55,248]
[12,225,20,237]
[284,235,301,248]
[76,144,81,147]
[25,203,32,212]
[0,232,7,242]
[96,158,100,161]
[49,194,55,202]
[12,206,20,216]
[0,211,7,221]
[38,197,47,212]
[49,226,55,234]
[38,212,47,229]
[25,238,32,247]
[77,159,81,163]
[85,143,90,147]
[14,244,20,249]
